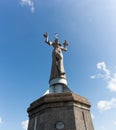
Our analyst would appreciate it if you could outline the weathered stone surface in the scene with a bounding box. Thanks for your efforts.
[27,92,94,130]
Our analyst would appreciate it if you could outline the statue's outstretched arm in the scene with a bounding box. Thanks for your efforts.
[62,40,68,51]
[43,32,52,45]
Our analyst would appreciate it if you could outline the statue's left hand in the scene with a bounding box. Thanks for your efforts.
[63,40,68,47]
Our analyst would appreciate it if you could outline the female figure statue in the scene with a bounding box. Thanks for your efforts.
[43,32,68,81]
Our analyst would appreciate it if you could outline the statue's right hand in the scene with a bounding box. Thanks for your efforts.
[43,32,48,38]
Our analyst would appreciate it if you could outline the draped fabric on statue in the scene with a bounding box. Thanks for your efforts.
[49,43,66,81]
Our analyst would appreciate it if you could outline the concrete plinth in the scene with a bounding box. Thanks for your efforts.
[27,92,94,130]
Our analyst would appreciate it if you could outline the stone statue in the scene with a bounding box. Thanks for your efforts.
[43,32,68,82]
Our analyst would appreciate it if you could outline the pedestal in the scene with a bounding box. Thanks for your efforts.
[27,92,94,130]
[49,77,71,93]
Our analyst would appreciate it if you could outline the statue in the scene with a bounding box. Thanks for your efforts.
[43,32,68,82]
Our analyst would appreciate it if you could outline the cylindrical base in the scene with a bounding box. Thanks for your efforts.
[49,78,67,86]
[49,78,71,93]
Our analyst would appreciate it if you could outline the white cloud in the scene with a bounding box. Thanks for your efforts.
[100,125,106,130]
[0,116,2,124]
[91,113,94,120]
[21,120,29,130]
[114,121,116,125]
[97,98,116,111]
[91,61,116,92]
[107,73,116,92]
[20,0,35,13]
[113,121,116,125]
[90,73,104,79]
[97,62,110,79]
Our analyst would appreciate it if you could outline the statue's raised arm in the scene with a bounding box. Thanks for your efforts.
[43,32,52,45]
[62,40,68,51]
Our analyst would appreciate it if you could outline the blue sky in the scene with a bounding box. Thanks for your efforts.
[0,0,116,130]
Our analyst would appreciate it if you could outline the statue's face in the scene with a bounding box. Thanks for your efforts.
[55,38,59,43]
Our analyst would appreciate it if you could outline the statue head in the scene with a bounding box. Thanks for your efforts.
[55,38,59,43]
[54,33,59,43]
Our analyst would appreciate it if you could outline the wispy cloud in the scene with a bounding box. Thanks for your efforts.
[100,125,106,130]
[107,73,116,92]
[97,98,116,111]
[91,113,94,120]
[90,62,110,79]
[21,120,28,130]
[90,61,116,92]
[0,116,3,124]
[114,121,116,125]
[97,62,111,79]
[20,0,35,13]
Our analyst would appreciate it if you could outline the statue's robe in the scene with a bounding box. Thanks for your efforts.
[49,42,66,81]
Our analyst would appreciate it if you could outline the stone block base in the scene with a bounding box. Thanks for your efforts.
[27,92,94,130]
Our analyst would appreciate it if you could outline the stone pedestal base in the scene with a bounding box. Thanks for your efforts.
[27,92,94,130]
